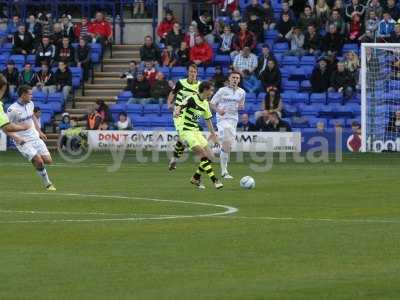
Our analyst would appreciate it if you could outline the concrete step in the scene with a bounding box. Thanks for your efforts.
[46,140,59,147]
[75,101,116,109]
[94,71,122,78]
[65,108,89,114]
[112,51,140,59]
[103,58,139,64]
[46,133,59,139]
[85,83,125,90]
[103,64,132,72]
[94,77,125,85]
[84,89,120,97]
[112,44,141,51]
[75,96,117,102]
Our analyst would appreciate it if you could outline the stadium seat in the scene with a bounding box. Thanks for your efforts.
[161,104,170,115]
[117,91,133,103]
[280,66,293,79]
[308,117,327,128]
[47,92,64,113]
[70,67,82,88]
[289,67,307,81]
[318,104,336,117]
[158,66,170,79]
[32,91,47,102]
[132,115,151,127]
[291,92,309,104]
[144,104,161,115]
[327,92,343,104]
[298,103,320,116]
[264,30,278,40]
[205,67,216,78]
[328,118,346,127]
[335,104,354,118]
[283,80,299,91]
[26,55,36,65]
[170,66,187,78]
[9,55,25,65]
[273,42,289,54]
[310,93,327,104]
[300,80,312,92]
[282,56,299,66]
[2,43,13,52]
[281,91,294,104]
[214,55,231,66]
[0,54,9,65]
[300,56,316,66]
[283,104,298,116]
[126,103,143,115]
[346,118,361,127]
[342,43,359,54]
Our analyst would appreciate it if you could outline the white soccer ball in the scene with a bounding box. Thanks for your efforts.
[240,176,255,190]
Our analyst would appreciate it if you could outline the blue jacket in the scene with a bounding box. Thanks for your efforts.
[377,19,395,37]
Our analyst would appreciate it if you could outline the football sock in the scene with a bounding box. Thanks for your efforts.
[37,167,51,187]
[199,157,217,183]
[193,165,204,180]
[220,150,229,175]
[173,141,185,158]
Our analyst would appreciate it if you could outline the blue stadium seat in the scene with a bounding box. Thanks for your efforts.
[342,43,359,54]
[26,55,36,65]
[310,93,327,104]
[335,104,354,118]
[170,66,187,78]
[298,103,320,116]
[318,104,336,117]
[132,115,151,127]
[328,118,346,127]
[347,103,361,115]
[280,66,293,78]
[70,67,82,88]
[161,104,170,115]
[300,56,316,66]
[158,66,170,79]
[144,104,161,115]
[9,55,25,65]
[346,118,361,127]
[327,92,343,104]
[89,43,102,64]
[47,92,64,113]
[32,91,47,102]
[197,67,205,80]
[300,80,311,92]
[117,91,133,103]
[126,103,143,115]
[273,42,289,54]
[289,67,307,81]
[2,43,13,52]
[214,55,231,66]
[281,91,294,104]
[283,80,299,91]
[283,104,298,116]
[110,104,126,121]
[282,56,299,66]
[264,30,278,40]
[0,54,9,65]
[206,67,216,78]
[308,117,327,128]
[291,92,309,104]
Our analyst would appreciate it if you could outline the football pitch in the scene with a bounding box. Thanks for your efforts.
[1,151,400,299]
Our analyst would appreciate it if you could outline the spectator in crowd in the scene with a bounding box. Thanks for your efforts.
[133,0,145,18]
[18,63,36,87]
[326,9,346,35]
[129,72,151,104]
[263,86,282,117]
[365,0,382,20]
[311,57,331,93]
[386,0,400,21]
[233,46,258,76]
[193,12,214,44]
[386,110,400,133]
[156,10,175,42]
[74,17,92,42]
[12,25,34,55]
[95,99,112,123]
[285,26,305,56]
[176,41,190,66]
[7,15,22,40]
[304,24,322,57]
[61,14,75,42]
[184,24,200,48]
[216,25,234,55]
[247,13,264,43]
[390,23,400,43]
[255,44,276,79]
[38,13,53,37]
[86,106,102,130]
[35,36,56,66]
[210,0,238,14]
[333,0,346,18]
[261,59,281,92]
[51,23,64,47]
[89,11,112,47]
[140,35,161,65]
[25,14,42,40]
[75,37,91,82]
[211,66,227,90]
[143,60,157,86]
[2,60,19,98]
[162,44,178,67]
[315,0,331,28]
[58,112,71,131]
[377,11,395,42]
[54,61,72,101]
[329,61,356,100]
[298,5,316,31]
[115,112,132,130]
[244,0,265,20]
[365,10,380,37]
[230,10,243,33]
[255,110,291,132]
[121,60,138,89]
[262,0,276,30]
[242,69,261,93]
[347,13,363,42]
[33,107,42,130]
[231,22,256,59]
[276,13,294,42]
[322,24,344,56]
[32,62,56,94]
[237,113,256,131]
[290,0,307,17]
[56,36,75,66]
[281,1,295,20]
[344,51,360,83]
[165,22,184,50]
[189,35,213,67]
[345,0,365,21]
[150,72,171,105]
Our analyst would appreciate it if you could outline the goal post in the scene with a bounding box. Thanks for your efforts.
[361,43,400,152]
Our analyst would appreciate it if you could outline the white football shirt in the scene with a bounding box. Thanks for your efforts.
[211,86,246,123]
[7,100,39,142]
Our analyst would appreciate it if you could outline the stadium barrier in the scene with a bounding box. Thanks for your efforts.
[87,131,302,152]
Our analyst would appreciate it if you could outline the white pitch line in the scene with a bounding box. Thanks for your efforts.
[0,209,180,217]
[0,192,238,224]
[215,215,400,224]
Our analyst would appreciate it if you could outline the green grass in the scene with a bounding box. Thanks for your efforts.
[1,151,400,299]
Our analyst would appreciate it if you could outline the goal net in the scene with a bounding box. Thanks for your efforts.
[361,43,400,152]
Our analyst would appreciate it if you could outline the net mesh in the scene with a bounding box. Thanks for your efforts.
[364,46,400,152]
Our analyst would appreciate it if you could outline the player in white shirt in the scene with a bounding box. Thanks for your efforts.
[7,85,56,191]
[210,72,245,179]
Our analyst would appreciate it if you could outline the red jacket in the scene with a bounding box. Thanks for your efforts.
[232,30,256,51]
[74,22,92,39]
[89,19,112,38]
[190,42,213,63]
[157,18,176,39]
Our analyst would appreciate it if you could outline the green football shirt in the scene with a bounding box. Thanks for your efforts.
[0,101,9,128]
[180,94,212,132]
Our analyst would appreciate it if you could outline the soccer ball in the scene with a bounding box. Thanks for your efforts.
[240,176,255,190]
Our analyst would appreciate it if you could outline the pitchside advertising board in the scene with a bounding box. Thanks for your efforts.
[87,130,365,153]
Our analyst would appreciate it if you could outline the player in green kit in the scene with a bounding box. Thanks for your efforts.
[0,74,30,143]
[174,81,223,189]
[167,64,200,170]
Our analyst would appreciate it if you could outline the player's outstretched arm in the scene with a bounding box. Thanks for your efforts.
[2,122,30,133]
[206,119,219,146]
